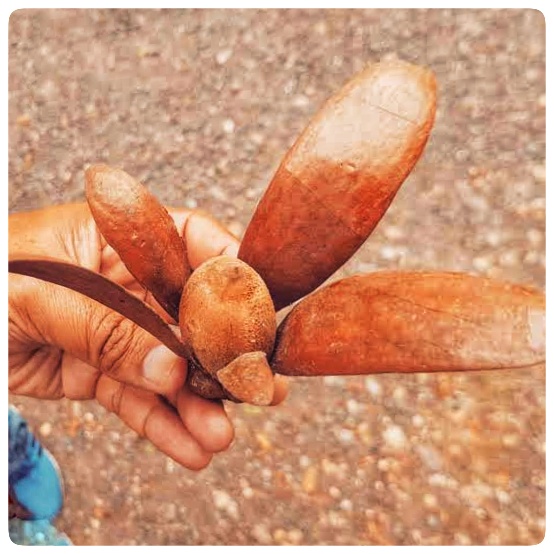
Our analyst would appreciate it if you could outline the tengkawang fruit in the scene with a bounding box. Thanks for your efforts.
[8,60,545,406]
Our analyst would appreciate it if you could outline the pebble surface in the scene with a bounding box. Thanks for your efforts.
[8,9,544,546]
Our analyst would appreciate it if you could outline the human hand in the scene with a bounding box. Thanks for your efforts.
[9,202,287,469]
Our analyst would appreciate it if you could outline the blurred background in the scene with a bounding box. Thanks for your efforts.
[8,9,545,545]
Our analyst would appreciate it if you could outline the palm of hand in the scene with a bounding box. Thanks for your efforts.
[9,203,238,468]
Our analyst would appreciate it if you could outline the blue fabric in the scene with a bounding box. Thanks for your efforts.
[8,407,64,521]
[9,518,72,545]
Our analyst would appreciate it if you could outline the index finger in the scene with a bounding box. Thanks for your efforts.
[168,208,240,269]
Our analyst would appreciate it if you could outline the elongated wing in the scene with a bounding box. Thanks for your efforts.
[8,256,189,358]
[239,61,437,310]
[85,164,191,322]
[270,272,545,376]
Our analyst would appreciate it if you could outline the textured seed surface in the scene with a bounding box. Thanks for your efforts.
[179,256,276,375]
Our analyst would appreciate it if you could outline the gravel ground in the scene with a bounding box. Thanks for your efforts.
[8,9,545,546]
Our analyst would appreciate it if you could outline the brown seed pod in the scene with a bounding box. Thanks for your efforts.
[85,164,190,321]
[271,271,545,376]
[179,256,276,376]
[239,60,437,310]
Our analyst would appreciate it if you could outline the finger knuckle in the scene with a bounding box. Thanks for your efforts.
[92,312,137,377]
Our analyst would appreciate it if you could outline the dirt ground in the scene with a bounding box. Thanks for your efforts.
[8,9,545,546]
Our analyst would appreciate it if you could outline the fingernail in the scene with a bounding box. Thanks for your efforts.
[143,345,179,387]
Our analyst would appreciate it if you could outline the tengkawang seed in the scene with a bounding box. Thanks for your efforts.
[8,60,545,406]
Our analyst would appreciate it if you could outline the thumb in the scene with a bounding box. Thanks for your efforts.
[10,274,187,396]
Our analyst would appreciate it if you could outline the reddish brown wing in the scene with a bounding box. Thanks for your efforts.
[239,61,437,310]
[85,164,191,322]
[270,272,545,376]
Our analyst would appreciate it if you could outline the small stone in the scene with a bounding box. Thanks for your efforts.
[39,422,52,437]
[283,79,295,95]
[255,433,272,452]
[84,412,95,423]
[314,21,328,35]
[383,225,404,241]
[299,455,311,468]
[382,425,407,450]
[502,433,520,448]
[16,113,31,126]
[215,48,233,65]
[428,473,458,489]
[22,152,34,171]
[415,444,443,471]
[242,487,254,499]
[328,510,347,528]
[423,493,438,509]
[288,529,304,544]
[380,245,400,261]
[426,515,440,529]
[340,499,353,511]
[524,250,539,265]
[356,422,372,445]
[498,250,520,268]
[337,428,355,444]
[484,230,503,247]
[473,507,488,520]
[448,443,463,457]
[329,486,341,499]
[184,198,198,209]
[392,386,407,405]
[365,377,382,397]
[495,489,511,504]
[323,375,346,387]
[90,517,101,530]
[250,132,264,145]
[210,186,228,202]
[346,399,360,415]
[526,228,543,246]
[222,118,235,134]
[412,414,425,428]
[321,459,343,478]
[252,523,272,544]
[454,532,472,545]
[212,490,239,520]
[273,528,287,544]
[165,459,176,474]
[377,458,391,472]
[302,466,318,494]
[292,94,310,108]
[472,256,492,272]
[164,503,177,521]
